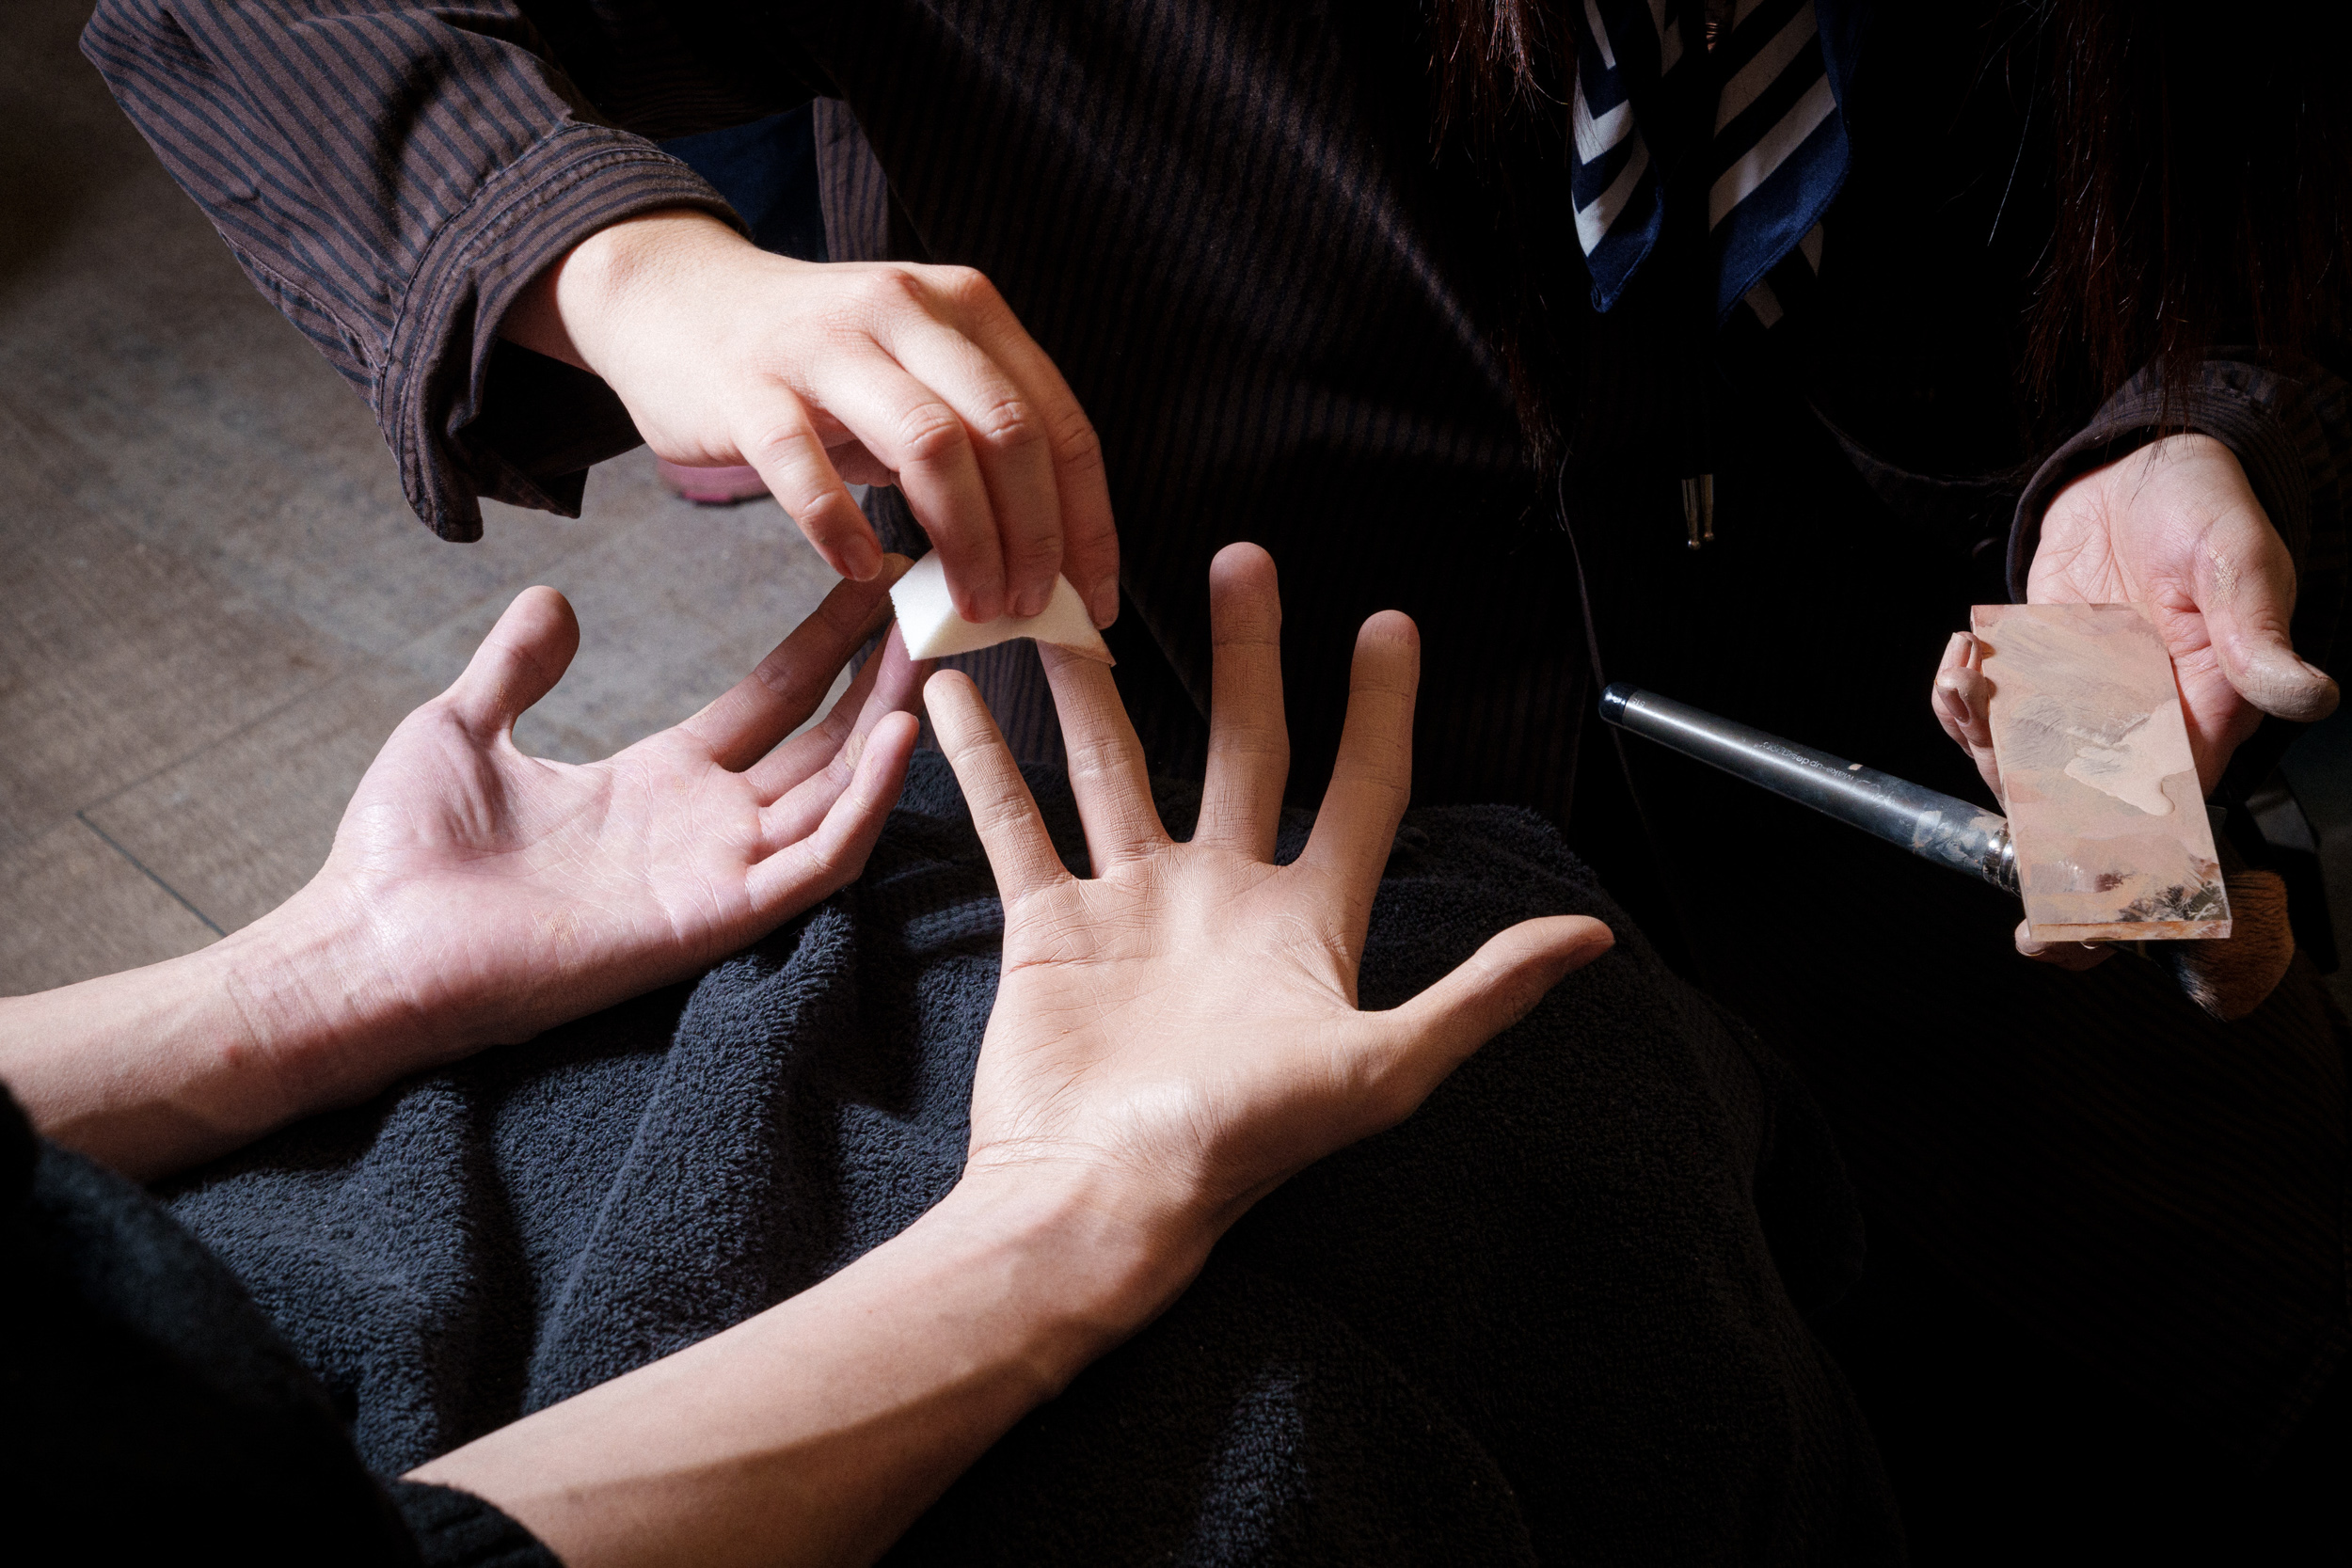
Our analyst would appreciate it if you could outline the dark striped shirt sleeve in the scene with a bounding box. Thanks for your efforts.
[79,0,749,540]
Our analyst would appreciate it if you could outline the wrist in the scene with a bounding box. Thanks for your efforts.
[929,1161,1220,1386]
[499,207,747,373]
[208,879,455,1126]
[0,881,434,1179]
[538,208,758,379]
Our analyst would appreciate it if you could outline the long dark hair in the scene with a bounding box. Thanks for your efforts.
[2032,0,2352,406]
[1429,0,2352,416]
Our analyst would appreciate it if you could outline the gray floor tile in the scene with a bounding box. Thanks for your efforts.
[82,662,445,935]
[0,465,356,844]
[394,484,838,764]
[0,87,633,662]
[0,817,217,995]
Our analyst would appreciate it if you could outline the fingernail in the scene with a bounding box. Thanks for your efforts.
[1012,587,1048,620]
[844,533,883,581]
[1089,581,1120,628]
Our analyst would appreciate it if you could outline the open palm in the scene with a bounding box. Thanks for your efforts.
[2027,434,2336,786]
[929,545,1611,1234]
[310,576,923,1061]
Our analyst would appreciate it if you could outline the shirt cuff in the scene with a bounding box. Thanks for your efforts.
[2007,357,2316,602]
[385,121,742,541]
[382,1479,561,1567]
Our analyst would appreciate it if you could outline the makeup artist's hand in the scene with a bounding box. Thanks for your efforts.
[929,543,1613,1244]
[501,209,1120,630]
[1931,434,2333,967]
[1994,435,2333,790]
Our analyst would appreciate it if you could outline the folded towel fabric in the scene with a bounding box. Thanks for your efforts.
[165,752,1898,1563]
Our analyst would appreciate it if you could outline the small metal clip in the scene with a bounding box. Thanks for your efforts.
[1680,474,1715,550]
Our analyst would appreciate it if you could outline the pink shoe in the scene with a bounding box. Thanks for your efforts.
[657,459,771,505]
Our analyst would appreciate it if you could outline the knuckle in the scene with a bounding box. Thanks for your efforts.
[1049,409,1105,471]
[743,416,817,467]
[816,582,878,638]
[975,789,1040,842]
[751,645,820,701]
[973,395,1044,454]
[815,301,880,350]
[801,839,853,887]
[897,404,970,466]
[934,263,1000,308]
[850,265,926,312]
[1221,722,1289,762]
[1008,531,1065,575]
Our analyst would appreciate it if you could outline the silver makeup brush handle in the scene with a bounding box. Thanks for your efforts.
[1598,684,2019,895]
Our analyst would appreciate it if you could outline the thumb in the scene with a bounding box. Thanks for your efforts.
[2215,628,2339,723]
[1371,915,1615,1099]
[2200,516,2339,722]
[445,586,580,736]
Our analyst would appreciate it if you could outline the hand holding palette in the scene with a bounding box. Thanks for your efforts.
[1970,603,2231,942]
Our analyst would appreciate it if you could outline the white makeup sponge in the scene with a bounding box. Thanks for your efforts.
[888,551,1114,663]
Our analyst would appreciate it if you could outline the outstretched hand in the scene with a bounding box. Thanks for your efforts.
[928,543,1613,1244]
[2,566,927,1180]
[301,569,924,1072]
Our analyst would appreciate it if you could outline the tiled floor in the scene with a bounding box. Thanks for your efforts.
[0,0,840,993]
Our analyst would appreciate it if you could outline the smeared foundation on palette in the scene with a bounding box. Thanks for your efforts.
[1972,603,2230,941]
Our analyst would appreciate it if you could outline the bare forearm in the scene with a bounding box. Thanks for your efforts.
[412,1170,1202,1568]
[0,884,428,1180]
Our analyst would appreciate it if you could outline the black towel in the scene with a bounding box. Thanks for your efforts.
[165,752,1899,1563]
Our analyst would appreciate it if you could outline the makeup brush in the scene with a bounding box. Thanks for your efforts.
[1598,684,2296,1022]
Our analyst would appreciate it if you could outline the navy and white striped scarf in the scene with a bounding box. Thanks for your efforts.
[1568,0,1862,325]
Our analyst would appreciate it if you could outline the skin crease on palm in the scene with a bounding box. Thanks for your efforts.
[1930,433,2341,967]
[938,544,1615,1229]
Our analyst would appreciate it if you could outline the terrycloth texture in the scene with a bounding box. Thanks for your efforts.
[165,752,1899,1563]
[3,1087,556,1565]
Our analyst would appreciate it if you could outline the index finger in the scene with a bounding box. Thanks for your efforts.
[1300,611,1419,924]
[680,558,909,770]
[926,670,1071,904]
[876,307,1065,621]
